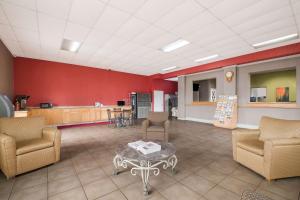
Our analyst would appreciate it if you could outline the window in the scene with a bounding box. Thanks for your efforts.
[250,69,296,103]
[193,78,217,102]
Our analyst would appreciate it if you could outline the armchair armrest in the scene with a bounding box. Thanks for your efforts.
[142,120,150,132]
[164,120,170,142]
[0,133,17,179]
[232,129,260,160]
[264,138,300,180]
[164,120,170,132]
[42,127,61,162]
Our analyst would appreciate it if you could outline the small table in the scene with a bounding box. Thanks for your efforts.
[113,142,177,195]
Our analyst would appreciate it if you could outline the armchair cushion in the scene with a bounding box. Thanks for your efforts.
[16,139,53,155]
[237,139,264,156]
[259,116,300,142]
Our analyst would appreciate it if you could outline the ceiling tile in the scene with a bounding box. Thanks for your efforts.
[77,43,98,57]
[155,0,205,31]
[232,6,294,34]
[146,33,178,49]
[108,0,146,14]
[64,22,90,42]
[2,39,23,56]
[36,0,72,19]
[246,26,298,44]
[223,0,290,27]
[93,37,127,57]
[114,17,149,40]
[134,0,184,23]
[38,13,65,46]
[68,0,105,27]
[171,11,217,36]
[2,2,38,31]
[0,24,17,41]
[210,0,259,19]
[40,35,62,51]
[13,27,39,43]
[0,6,9,24]
[84,28,111,46]
[94,6,131,35]
[194,0,223,8]
[291,0,300,16]
[2,0,36,10]
[19,41,41,58]
[184,22,235,45]
[132,25,166,45]
[240,17,296,40]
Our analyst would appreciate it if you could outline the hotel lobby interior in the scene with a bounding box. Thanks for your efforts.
[0,0,300,200]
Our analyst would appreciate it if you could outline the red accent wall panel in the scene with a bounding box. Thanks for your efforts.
[150,79,178,94]
[14,58,177,106]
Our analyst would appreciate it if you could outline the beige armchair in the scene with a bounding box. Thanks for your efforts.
[142,112,170,142]
[232,116,300,181]
[0,117,61,179]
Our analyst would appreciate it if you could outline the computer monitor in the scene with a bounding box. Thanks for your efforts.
[0,94,14,117]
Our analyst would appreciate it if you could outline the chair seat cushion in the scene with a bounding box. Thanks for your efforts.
[16,138,53,155]
[237,139,264,156]
[147,126,165,132]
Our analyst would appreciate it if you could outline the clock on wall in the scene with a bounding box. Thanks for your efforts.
[225,71,234,82]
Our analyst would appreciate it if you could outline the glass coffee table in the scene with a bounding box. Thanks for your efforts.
[113,142,177,195]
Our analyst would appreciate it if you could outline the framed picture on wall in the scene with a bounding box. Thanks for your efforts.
[276,87,289,102]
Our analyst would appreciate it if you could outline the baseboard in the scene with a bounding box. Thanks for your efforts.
[181,117,259,129]
[177,117,186,120]
[185,117,214,124]
[236,123,258,129]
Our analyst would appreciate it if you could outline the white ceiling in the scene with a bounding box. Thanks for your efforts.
[0,0,299,76]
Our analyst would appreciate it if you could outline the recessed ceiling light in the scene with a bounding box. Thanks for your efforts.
[161,39,190,52]
[162,66,178,71]
[252,33,298,48]
[61,39,81,52]
[195,54,219,63]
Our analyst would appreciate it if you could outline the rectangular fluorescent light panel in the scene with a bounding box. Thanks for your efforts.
[61,39,81,52]
[195,54,219,63]
[252,33,298,48]
[162,66,178,71]
[161,39,190,52]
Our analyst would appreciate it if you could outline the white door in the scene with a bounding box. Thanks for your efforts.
[165,94,170,113]
[153,90,164,112]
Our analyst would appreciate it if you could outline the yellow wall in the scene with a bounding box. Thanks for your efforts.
[250,70,296,102]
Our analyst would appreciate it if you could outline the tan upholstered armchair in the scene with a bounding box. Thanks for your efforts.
[0,117,61,179]
[142,112,170,142]
[232,116,300,181]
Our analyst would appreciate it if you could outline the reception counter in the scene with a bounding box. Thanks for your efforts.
[28,105,131,126]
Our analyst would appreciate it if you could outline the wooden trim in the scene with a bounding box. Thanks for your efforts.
[240,102,299,109]
[188,101,216,106]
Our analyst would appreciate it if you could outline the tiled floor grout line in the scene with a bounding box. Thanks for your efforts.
[70,158,89,200]
[7,177,15,200]
[46,167,49,200]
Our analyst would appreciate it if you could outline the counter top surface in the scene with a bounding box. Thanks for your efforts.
[28,105,131,109]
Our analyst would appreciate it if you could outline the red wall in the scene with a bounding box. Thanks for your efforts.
[14,58,177,106]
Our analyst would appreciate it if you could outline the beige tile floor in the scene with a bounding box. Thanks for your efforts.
[0,120,299,200]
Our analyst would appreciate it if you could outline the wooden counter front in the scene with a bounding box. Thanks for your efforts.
[28,106,131,126]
